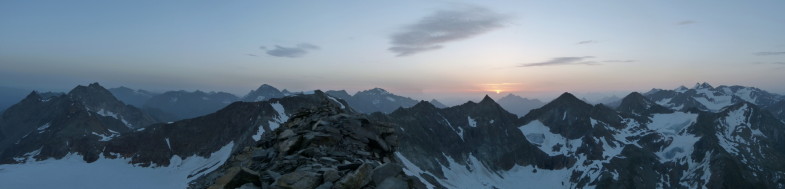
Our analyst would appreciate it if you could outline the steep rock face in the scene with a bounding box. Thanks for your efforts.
[386,92,785,188]
[675,102,785,188]
[192,101,422,189]
[372,96,564,188]
[765,100,785,123]
[520,92,622,140]
[0,83,159,163]
[617,92,673,115]
[241,84,285,102]
[497,93,545,117]
[103,91,351,167]
[325,90,353,101]
[70,83,159,128]
[143,90,239,120]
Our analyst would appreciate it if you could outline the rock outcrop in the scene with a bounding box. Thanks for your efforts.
[193,102,422,189]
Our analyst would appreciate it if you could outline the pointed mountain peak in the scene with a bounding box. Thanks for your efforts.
[540,92,592,110]
[693,82,713,89]
[88,82,103,88]
[503,93,519,98]
[22,91,42,102]
[242,84,284,101]
[360,88,391,95]
[69,82,111,95]
[67,83,122,106]
[675,85,688,92]
[255,84,280,91]
[618,92,672,114]
[411,100,437,110]
[554,92,582,103]
[622,92,647,101]
[479,95,496,104]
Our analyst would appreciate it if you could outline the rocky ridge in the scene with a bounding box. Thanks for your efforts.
[194,102,422,189]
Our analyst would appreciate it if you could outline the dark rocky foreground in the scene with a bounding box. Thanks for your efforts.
[191,103,424,189]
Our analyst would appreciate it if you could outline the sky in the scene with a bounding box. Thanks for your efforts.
[1,0,785,104]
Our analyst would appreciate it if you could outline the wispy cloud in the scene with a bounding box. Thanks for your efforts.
[261,43,320,58]
[519,56,597,67]
[754,51,785,56]
[576,40,598,45]
[772,62,785,65]
[676,20,696,25]
[245,54,258,57]
[388,5,508,57]
[603,59,635,63]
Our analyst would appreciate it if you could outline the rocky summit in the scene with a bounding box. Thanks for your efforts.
[193,101,423,189]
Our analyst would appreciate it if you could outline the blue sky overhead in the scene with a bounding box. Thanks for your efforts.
[1,0,784,101]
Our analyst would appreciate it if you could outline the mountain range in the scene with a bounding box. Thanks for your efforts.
[0,82,783,188]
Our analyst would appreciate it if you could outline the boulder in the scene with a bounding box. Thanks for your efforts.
[334,163,373,189]
[371,163,403,185]
[278,136,302,154]
[377,177,408,189]
[275,171,321,189]
[224,167,260,189]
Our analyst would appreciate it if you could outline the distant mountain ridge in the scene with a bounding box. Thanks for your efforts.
[1,82,785,188]
[326,88,420,114]
[108,87,159,108]
[142,90,239,121]
[497,93,546,117]
[645,82,784,112]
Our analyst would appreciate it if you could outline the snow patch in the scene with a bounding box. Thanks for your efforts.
[252,124,265,141]
[37,123,51,133]
[165,138,172,151]
[92,130,120,142]
[395,152,436,189]
[386,96,396,102]
[421,153,572,189]
[519,120,581,156]
[0,142,235,189]
[97,109,133,128]
[326,96,346,109]
[647,112,700,161]
[467,116,477,128]
[440,114,463,141]
[270,102,289,124]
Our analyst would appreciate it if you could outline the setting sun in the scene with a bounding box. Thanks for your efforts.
[495,89,501,94]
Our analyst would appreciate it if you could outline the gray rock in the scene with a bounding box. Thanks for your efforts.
[314,182,333,189]
[278,129,295,139]
[225,167,260,189]
[275,171,321,189]
[252,148,275,161]
[278,136,301,154]
[376,177,408,189]
[371,163,403,185]
[334,163,373,189]
[407,176,428,189]
[323,169,342,182]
